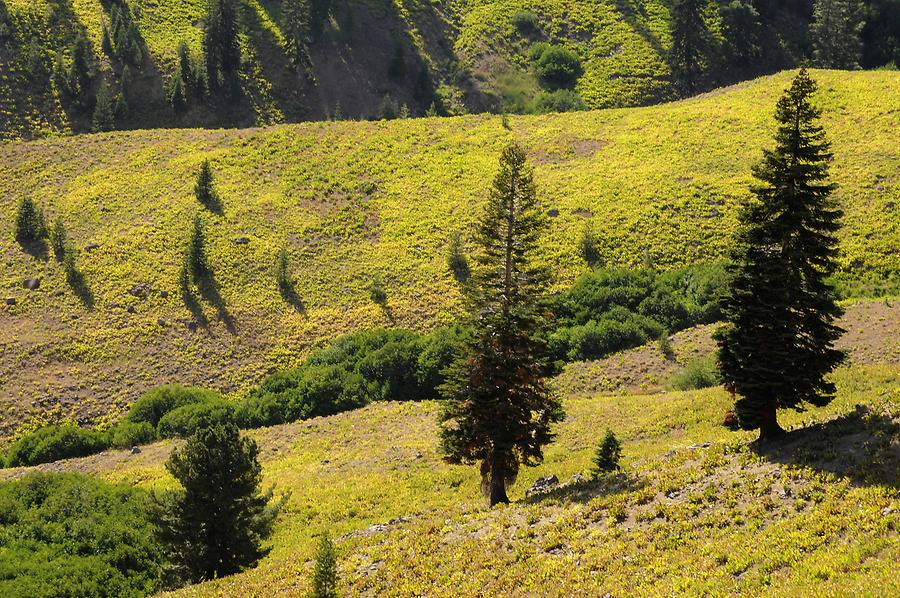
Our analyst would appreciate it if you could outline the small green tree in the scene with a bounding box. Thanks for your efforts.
[669,0,712,96]
[716,69,845,440]
[154,423,283,583]
[194,160,221,212]
[92,80,118,132]
[591,429,622,478]
[310,534,338,597]
[369,275,387,306]
[438,143,563,507]
[203,0,241,91]
[282,0,311,66]
[446,232,470,284]
[177,40,196,95]
[14,197,47,244]
[577,221,601,268]
[50,216,68,261]
[810,0,865,69]
[168,71,188,114]
[184,215,211,284]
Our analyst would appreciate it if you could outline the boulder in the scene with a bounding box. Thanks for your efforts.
[23,278,40,290]
[159,290,169,299]
[526,474,559,497]
[547,208,560,217]
[125,304,136,314]
[130,446,141,454]
[232,236,251,245]
[85,243,101,251]
[129,283,151,298]
[5,297,16,306]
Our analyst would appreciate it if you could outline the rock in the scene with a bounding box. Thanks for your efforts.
[23,278,40,290]
[186,320,198,332]
[125,304,135,314]
[5,297,16,305]
[708,208,721,218]
[886,201,895,210]
[547,208,560,217]
[232,237,251,245]
[723,410,739,430]
[130,446,141,454]
[414,452,423,459]
[129,283,152,298]
[157,317,167,327]
[159,290,169,299]
[85,243,101,252]
[526,475,559,497]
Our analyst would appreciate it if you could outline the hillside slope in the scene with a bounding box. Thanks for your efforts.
[1,70,898,434]
[0,0,817,139]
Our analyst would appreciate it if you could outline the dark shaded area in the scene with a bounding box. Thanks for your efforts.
[754,405,899,489]
[65,264,95,309]
[18,239,48,261]
[197,273,235,333]
[278,278,306,313]
[524,471,644,506]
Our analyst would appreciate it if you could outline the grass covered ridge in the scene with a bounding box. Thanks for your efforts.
[1,70,898,434]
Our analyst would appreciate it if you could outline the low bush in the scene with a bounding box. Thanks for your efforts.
[157,400,235,438]
[127,384,224,428]
[667,356,722,391]
[109,420,156,448]
[3,425,109,467]
[0,473,164,597]
[532,89,586,113]
[532,44,582,90]
[512,10,540,33]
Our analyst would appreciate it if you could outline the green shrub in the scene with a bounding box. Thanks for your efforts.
[532,89,586,113]
[3,425,109,467]
[533,44,582,90]
[512,10,540,33]
[667,356,722,391]
[50,216,68,260]
[0,473,164,597]
[14,197,47,244]
[311,534,338,597]
[157,400,235,438]
[446,232,470,284]
[109,421,157,448]
[369,275,388,305]
[127,384,224,428]
[592,429,622,478]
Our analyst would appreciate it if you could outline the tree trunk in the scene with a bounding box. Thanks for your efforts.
[488,457,509,507]
[758,403,786,442]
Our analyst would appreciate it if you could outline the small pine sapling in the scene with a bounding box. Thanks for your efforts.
[592,429,622,479]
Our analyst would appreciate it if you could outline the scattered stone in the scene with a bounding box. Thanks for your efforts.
[159,290,169,299]
[130,446,141,455]
[157,317,167,327]
[885,201,895,210]
[23,278,40,290]
[686,442,712,449]
[85,243,101,252]
[125,304,135,314]
[414,452,423,459]
[232,236,251,245]
[526,475,559,497]
[5,297,16,305]
[547,208,560,217]
[708,208,721,218]
[129,283,151,298]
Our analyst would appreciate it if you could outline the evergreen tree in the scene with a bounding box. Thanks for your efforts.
[92,80,117,132]
[669,0,712,96]
[203,0,241,91]
[438,143,563,507]
[68,33,94,101]
[810,0,865,69]
[101,20,113,56]
[50,216,68,261]
[578,221,601,268]
[591,429,622,478]
[168,71,188,114]
[194,159,221,211]
[153,423,282,583]
[282,0,310,67]
[184,215,211,284]
[310,534,338,597]
[14,197,48,244]
[177,40,196,96]
[716,69,845,441]
[310,0,332,40]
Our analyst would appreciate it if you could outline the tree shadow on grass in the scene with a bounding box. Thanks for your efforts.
[19,239,49,261]
[65,264,94,310]
[523,471,644,506]
[754,405,899,490]
[278,279,306,314]
[181,272,235,334]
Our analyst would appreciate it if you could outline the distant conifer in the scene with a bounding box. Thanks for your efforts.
[14,197,48,244]
[670,0,712,96]
[194,160,221,212]
[311,534,338,597]
[810,0,865,69]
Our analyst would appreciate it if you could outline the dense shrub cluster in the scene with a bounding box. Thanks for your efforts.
[549,265,726,361]
[667,356,722,391]
[0,473,164,597]
[530,43,583,91]
[127,384,231,438]
[3,425,108,467]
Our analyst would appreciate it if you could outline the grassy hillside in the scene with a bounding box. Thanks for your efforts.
[0,0,816,139]
[1,70,898,436]
[3,356,897,596]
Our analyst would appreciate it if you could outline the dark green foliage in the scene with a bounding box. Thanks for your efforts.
[194,159,222,212]
[657,331,675,360]
[861,0,900,68]
[282,0,311,66]
[92,80,118,132]
[50,216,68,260]
[310,0,332,40]
[716,69,845,440]
[275,247,291,291]
[68,32,94,102]
[14,196,47,244]
[369,275,387,305]
[531,44,582,91]
[154,424,282,583]
[550,265,726,361]
[3,425,108,467]
[811,0,866,69]
[127,384,224,428]
[591,429,622,477]
[203,0,241,91]
[670,0,713,96]
[25,38,48,82]
[0,473,164,597]
[183,215,211,285]
[447,232,470,284]
[378,95,398,120]
[512,9,540,34]
[109,420,157,449]
[532,89,586,113]
[438,143,563,506]
[237,327,465,428]
[667,355,721,390]
[719,1,762,72]
[102,20,113,56]
[311,534,338,598]
[578,221,601,267]
[168,71,187,114]
[157,400,235,439]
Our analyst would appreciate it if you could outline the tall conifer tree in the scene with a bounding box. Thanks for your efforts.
[716,69,844,440]
[810,0,865,69]
[282,0,310,67]
[203,0,240,91]
[438,143,563,506]
[670,0,712,96]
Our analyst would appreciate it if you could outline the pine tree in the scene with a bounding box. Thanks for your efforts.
[282,0,310,67]
[101,20,113,56]
[669,0,712,96]
[438,143,563,507]
[716,69,845,441]
[92,80,117,132]
[14,197,48,244]
[578,221,601,268]
[168,71,188,114]
[310,0,332,40]
[50,216,68,261]
[591,429,622,478]
[153,423,282,583]
[184,215,211,283]
[68,33,93,101]
[203,0,241,91]
[810,0,865,69]
[310,534,338,597]
[177,40,196,96]
[194,160,221,211]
